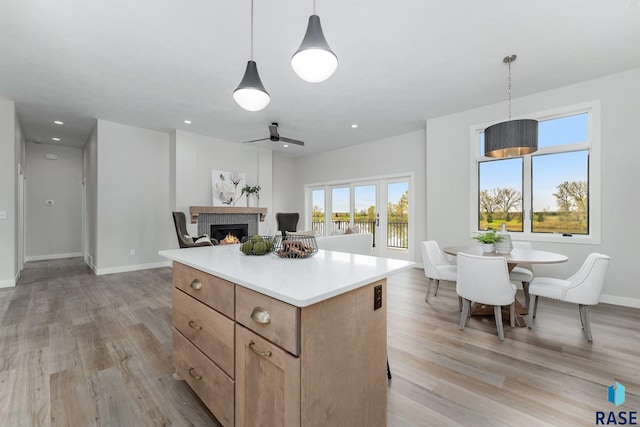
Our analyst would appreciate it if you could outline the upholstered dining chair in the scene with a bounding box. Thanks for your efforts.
[527,253,610,342]
[172,211,215,248]
[420,241,458,306]
[457,252,517,341]
[276,212,300,233]
[509,241,534,309]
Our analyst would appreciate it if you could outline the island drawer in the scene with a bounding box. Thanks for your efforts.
[173,287,235,377]
[173,328,235,427]
[235,286,300,356]
[173,262,234,319]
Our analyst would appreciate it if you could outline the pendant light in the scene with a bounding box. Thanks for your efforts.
[233,0,270,111]
[291,0,338,83]
[484,55,538,158]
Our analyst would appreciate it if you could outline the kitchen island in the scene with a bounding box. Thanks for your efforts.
[159,244,414,427]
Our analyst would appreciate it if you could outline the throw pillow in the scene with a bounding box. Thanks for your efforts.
[195,236,211,244]
[345,227,360,234]
[184,234,194,244]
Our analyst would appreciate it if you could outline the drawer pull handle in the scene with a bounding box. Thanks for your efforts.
[250,307,271,324]
[188,368,203,380]
[188,320,202,330]
[190,279,202,290]
[248,340,272,358]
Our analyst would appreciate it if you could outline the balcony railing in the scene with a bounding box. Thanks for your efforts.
[312,220,408,249]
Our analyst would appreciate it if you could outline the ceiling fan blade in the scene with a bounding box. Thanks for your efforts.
[243,137,270,143]
[279,137,305,146]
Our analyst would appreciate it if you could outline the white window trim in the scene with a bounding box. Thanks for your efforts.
[469,100,601,245]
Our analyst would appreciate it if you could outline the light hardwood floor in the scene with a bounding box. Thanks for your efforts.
[1,258,638,426]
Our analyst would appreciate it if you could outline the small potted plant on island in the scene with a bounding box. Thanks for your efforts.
[241,185,261,207]
[472,230,504,253]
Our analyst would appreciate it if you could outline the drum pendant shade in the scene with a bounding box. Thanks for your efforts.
[484,119,538,158]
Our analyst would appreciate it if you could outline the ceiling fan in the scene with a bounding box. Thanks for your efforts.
[243,122,305,146]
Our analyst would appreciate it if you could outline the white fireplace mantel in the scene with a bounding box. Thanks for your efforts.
[189,206,267,224]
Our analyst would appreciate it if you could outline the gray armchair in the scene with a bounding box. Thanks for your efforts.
[276,212,300,233]
[172,211,217,248]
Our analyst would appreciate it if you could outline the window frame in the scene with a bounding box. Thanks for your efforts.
[469,100,601,245]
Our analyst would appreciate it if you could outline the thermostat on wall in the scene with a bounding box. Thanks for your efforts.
[45,200,55,206]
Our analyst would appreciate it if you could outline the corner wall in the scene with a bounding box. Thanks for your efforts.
[0,99,16,287]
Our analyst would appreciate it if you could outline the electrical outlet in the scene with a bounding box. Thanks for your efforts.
[374,285,383,310]
[130,249,135,256]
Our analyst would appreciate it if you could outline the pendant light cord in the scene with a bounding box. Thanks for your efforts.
[507,60,512,120]
[313,0,316,15]
[251,0,254,60]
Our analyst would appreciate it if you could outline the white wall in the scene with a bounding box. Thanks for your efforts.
[272,154,295,215]
[25,143,83,260]
[171,130,274,236]
[94,120,172,274]
[291,130,427,262]
[0,99,16,288]
[426,67,640,307]
[15,111,25,277]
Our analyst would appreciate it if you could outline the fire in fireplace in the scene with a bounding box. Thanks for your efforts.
[211,224,249,245]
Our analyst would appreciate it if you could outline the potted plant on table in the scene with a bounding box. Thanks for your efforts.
[241,185,261,207]
[472,230,504,253]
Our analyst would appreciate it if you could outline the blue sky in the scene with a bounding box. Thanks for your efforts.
[480,113,588,211]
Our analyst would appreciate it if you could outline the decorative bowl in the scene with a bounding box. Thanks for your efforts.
[239,235,274,256]
[273,233,318,259]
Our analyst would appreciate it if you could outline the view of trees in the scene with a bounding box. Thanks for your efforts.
[479,180,588,234]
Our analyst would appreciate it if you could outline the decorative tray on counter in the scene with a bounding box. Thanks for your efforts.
[273,234,318,259]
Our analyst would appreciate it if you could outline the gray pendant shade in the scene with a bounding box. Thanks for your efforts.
[291,15,338,82]
[484,119,538,158]
[233,60,270,112]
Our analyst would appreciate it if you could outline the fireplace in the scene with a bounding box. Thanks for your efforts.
[211,223,249,244]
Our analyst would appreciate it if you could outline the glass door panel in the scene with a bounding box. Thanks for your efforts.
[354,184,377,248]
[311,189,326,236]
[331,187,350,234]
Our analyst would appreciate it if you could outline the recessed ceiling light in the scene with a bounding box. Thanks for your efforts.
[351,124,358,128]
[184,120,192,124]
[54,120,64,125]
[52,137,61,141]
[283,144,289,148]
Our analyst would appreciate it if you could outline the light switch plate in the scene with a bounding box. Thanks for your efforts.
[45,200,55,206]
[0,211,7,219]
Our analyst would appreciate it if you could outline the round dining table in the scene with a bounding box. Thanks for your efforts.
[442,245,568,326]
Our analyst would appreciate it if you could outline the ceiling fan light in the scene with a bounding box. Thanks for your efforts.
[233,60,270,112]
[291,15,338,83]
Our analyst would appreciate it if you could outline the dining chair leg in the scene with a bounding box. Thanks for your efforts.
[458,296,463,312]
[425,278,432,302]
[459,299,470,330]
[509,302,515,328]
[532,294,539,318]
[434,279,440,297]
[580,304,593,342]
[387,357,392,380]
[522,282,530,310]
[528,295,538,329]
[494,305,505,341]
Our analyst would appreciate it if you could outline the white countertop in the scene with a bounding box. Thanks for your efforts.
[159,245,415,307]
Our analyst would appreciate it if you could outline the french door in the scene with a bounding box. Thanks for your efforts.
[309,176,411,261]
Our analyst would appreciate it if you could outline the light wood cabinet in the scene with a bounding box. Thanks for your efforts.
[171,261,387,427]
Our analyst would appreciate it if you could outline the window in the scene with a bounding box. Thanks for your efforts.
[471,101,600,243]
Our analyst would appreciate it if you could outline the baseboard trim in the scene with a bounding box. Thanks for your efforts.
[94,261,171,276]
[0,278,16,288]
[25,252,82,262]
[600,294,640,309]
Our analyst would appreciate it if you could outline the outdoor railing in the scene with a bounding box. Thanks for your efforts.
[312,220,408,249]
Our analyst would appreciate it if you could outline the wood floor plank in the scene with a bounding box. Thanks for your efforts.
[1,257,639,426]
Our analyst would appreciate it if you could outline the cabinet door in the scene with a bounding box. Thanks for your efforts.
[235,325,300,427]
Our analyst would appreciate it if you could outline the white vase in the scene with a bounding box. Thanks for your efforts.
[246,194,257,208]
[482,243,495,253]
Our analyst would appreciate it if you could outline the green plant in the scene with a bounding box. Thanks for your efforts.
[241,185,261,199]
[472,230,504,244]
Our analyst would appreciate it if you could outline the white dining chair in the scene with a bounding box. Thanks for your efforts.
[457,252,517,341]
[527,253,610,342]
[421,241,458,305]
[509,241,534,309]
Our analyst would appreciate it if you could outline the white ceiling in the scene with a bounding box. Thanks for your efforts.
[1,0,639,157]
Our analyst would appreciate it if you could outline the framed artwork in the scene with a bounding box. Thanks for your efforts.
[211,170,246,206]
